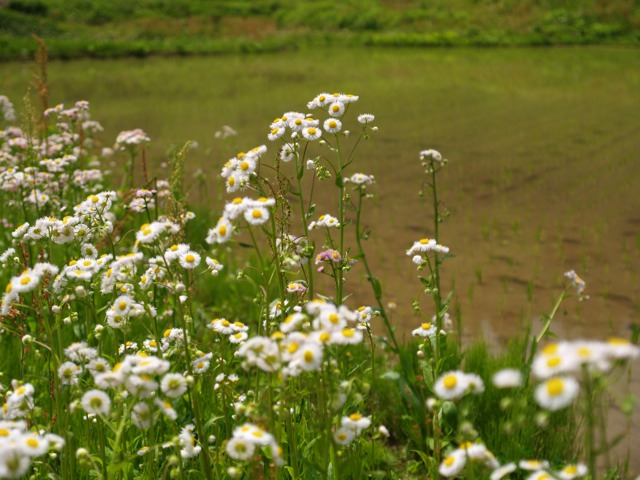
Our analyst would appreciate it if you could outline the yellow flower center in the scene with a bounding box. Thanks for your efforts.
[218,225,227,236]
[342,328,355,338]
[26,438,39,448]
[303,350,314,363]
[443,375,457,389]
[328,120,337,128]
[240,161,249,171]
[329,313,340,324]
[564,466,578,474]
[20,276,31,285]
[421,323,432,330]
[288,342,299,354]
[419,238,431,244]
[349,413,362,421]
[546,378,564,396]
[444,456,455,467]
[542,343,558,355]
[546,356,561,368]
[185,254,195,263]
[307,127,317,135]
[252,209,262,219]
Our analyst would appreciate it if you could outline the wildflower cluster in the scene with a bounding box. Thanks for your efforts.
[0,88,636,480]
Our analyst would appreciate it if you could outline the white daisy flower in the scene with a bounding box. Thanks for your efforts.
[434,371,471,400]
[302,126,322,141]
[135,222,165,244]
[155,398,178,420]
[519,460,550,471]
[226,435,256,460]
[333,427,355,446]
[81,389,111,416]
[605,337,640,360]
[419,149,444,163]
[532,349,578,379]
[192,357,211,374]
[341,413,371,434]
[268,126,285,141]
[294,343,323,372]
[279,145,296,162]
[205,257,224,276]
[534,376,579,411]
[323,118,342,133]
[465,373,485,394]
[327,101,345,117]
[346,173,375,185]
[179,425,201,458]
[206,217,234,244]
[229,332,248,344]
[87,358,111,377]
[58,361,82,385]
[557,463,588,479]
[161,373,188,398]
[412,322,437,337]
[439,449,467,477]
[309,213,340,230]
[357,113,375,124]
[10,271,41,294]
[244,206,269,225]
[179,251,201,269]
[18,433,50,457]
[331,328,363,345]
[112,295,134,317]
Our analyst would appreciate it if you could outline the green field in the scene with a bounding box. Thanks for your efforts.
[1,0,639,60]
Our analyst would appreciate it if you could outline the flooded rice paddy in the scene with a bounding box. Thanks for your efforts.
[2,46,638,343]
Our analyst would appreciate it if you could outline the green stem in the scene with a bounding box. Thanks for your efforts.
[336,136,345,304]
[583,371,597,477]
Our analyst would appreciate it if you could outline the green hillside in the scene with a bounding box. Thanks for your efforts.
[1,0,639,60]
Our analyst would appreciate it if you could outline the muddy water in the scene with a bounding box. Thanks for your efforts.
[1,46,639,470]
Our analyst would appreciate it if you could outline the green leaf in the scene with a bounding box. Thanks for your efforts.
[368,275,382,299]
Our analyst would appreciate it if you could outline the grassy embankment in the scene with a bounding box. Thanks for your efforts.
[1,0,639,60]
